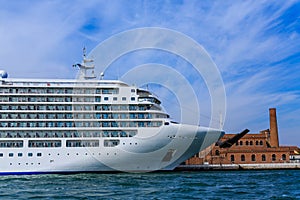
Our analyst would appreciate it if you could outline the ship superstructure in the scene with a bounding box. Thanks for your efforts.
[0,54,224,174]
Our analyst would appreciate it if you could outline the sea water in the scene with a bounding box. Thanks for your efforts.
[0,170,299,199]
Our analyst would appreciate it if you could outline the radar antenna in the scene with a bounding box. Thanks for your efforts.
[73,47,96,80]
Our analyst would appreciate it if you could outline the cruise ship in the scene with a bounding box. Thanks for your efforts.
[0,54,224,174]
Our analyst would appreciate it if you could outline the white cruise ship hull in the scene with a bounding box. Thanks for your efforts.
[0,124,223,174]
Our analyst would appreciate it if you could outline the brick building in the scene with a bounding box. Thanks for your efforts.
[185,108,300,165]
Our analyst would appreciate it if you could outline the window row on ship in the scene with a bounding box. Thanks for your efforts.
[0,121,163,128]
[0,96,158,105]
[0,97,130,103]
[0,112,167,120]
[0,130,137,138]
[0,104,161,111]
[0,87,120,95]
[0,139,121,149]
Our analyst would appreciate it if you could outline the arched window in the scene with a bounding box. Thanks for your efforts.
[262,154,266,161]
[260,141,263,145]
[246,141,249,145]
[215,150,220,156]
[241,154,245,162]
[272,154,276,161]
[256,141,259,145]
[250,141,253,145]
[251,154,256,161]
[230,155,235,162]
[239,141,243,145]
[282,154,286,161]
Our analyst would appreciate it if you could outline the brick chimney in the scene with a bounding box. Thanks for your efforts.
[269,108,279,148]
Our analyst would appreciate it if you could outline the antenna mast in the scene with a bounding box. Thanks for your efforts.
[73,47,96,80]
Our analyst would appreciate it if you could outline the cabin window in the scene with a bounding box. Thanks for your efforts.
[37,153,42,157]
[104,140,120,147]
[18,153,23,157]
[111,105,119,111]
[129,105,137,111]
[129,113,136,119]
[28,153,33,157]
[66,140,99,147]
[95,97,101,102]
[120,114,127,119]
[138,122,145,127]
[138,113,144,119]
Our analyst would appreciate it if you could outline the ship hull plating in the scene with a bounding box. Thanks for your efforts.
[0,124,224,174]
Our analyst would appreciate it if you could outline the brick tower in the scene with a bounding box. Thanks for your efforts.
[269,108,279,148]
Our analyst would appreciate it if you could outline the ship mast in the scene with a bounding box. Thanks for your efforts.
[74,47,96,80]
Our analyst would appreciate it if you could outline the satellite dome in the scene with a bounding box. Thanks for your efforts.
[0,70,8,78]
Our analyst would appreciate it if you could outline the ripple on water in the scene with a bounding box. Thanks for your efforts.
[0,170,299,199]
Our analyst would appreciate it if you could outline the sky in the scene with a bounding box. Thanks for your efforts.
[0,0,299,145]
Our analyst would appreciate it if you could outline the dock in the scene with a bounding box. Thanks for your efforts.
[175,163,300,171]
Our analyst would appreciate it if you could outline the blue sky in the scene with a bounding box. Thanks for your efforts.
[0,0,299,145]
